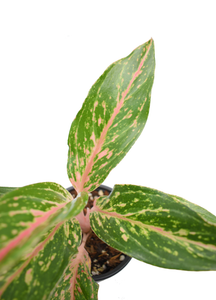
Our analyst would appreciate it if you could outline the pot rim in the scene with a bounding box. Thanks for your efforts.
[66,184,132,282]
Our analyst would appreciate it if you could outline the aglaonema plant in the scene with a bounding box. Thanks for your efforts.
[1,38,216,300]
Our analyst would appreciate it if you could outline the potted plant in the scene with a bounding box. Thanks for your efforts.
[0,38,216,300]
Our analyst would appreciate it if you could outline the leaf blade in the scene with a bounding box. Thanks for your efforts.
[67,39,155,193]
[0,187,17,197]
[0,182,88,274]
[0,219,82,300]
[51,233,98,300]
[90,184,216,270]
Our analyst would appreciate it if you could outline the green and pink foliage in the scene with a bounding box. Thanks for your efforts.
[1,38,216,300]
[0,182,92,299]
[67,39,155,193]
[90,184,216,271]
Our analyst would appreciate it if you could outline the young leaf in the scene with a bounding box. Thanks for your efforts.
[67,39,155,193]
[90,184,216,271]
[0,182,88,274]
[51,233,98,300]
[0,219,83,300]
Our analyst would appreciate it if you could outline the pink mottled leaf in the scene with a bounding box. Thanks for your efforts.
[67,39,155,193]
[0,219,83,300]
[51,233,98,300]
[90,184,216,271]
[0,182,94,299]
[0,182,88,274]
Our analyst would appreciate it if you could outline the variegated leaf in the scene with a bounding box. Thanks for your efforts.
[67,39,155,193]
[0,219,83,300]
[0,182,88,274]
[90,184,216,271]
[51,233,98,300]
[0,187,17,197]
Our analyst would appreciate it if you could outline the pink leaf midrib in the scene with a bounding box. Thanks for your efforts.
[0,202,68,263]
[74,39,153,193]
[92,206,216,251]
[69,232,90,300]
[0,222,63,297]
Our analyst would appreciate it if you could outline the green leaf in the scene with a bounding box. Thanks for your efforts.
[0,187,17,197]
[90,184,216,271]
[0,182,88,274]
[67,39,155,193]
[51,233,98,300]
[171,194,216,225]
[0,219,83,300]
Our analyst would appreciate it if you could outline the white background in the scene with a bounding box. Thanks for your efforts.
[0,1,216,299]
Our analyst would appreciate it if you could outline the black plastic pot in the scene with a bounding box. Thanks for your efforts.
[67,184,132,282]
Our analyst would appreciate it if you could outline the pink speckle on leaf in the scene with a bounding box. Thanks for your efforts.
[85,149,90,155]
[130,119,138,128]
[90,132,96,145]
[152,226,164,232]
[123,113,132,119]
[26,268,32,275]
[98,149,108,159]
[99,162,108,170]
[94,101,98,109]
[106,152,112,159]
[75,131,78,141]
[19,222,26,226]
[65,273,71,281]
[111,135,119,142]
[80,158,85,167]
[75,171,81,182]
[138,98,147,111]
[30,209,45,217]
